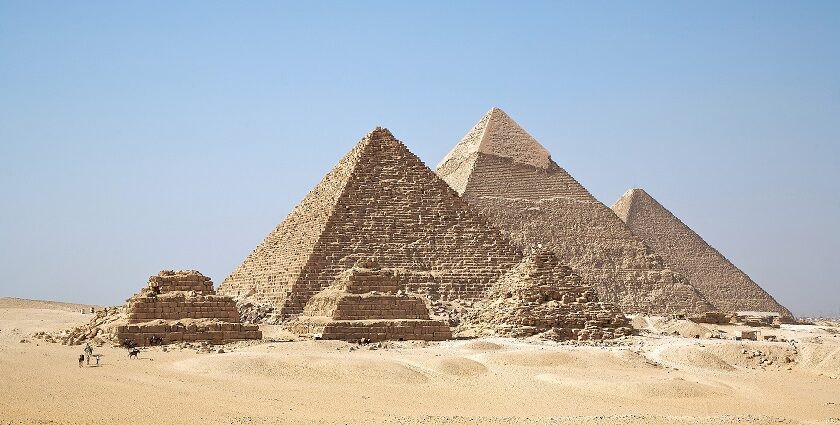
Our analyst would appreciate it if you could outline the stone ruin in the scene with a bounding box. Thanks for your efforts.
[289,260,452,342]
[462,249,632,340]
[115,270,261,346]
[436,107,714,316]
[611,188,794,321]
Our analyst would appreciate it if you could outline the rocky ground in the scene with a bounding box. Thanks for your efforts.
[1,297,839,425]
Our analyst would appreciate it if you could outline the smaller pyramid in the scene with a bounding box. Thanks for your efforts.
[461,250,632,341]
[115,270,262,346]
[612,189,793,320]
[289,260,452,342]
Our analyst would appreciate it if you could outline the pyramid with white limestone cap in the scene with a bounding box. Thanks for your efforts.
[612,188,793,320]
[437,108,715,315]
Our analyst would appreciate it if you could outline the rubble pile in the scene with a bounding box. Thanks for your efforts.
[34,306,125,346]
[461,249,632,341]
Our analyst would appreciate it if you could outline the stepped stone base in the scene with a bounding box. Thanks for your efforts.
[289,262,452,342]
[115,319,261,346]
[290,317,451,342]
[127,294,241,323]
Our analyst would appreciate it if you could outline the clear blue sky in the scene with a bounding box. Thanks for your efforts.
[1,1,838,316]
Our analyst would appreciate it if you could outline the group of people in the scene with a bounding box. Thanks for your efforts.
[77,343,100,367]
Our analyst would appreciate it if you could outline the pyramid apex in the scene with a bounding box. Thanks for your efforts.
[618,188,653,201]
[365,127,395,140]
[437,108,553,176]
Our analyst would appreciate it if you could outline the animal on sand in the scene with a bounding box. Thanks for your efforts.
[128,348,140,359]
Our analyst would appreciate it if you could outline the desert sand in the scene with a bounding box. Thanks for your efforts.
[1,297,838,425]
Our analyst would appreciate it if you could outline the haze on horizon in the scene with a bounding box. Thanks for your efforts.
[1,1,838,317]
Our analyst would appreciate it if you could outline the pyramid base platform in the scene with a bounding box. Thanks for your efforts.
[290,317,451,342]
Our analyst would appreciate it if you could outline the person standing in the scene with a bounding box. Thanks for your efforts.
[84,343,93,365]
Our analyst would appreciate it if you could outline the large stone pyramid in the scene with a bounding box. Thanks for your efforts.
[436,108,714,315]
[218,128,522,321]
[612,188,793,320]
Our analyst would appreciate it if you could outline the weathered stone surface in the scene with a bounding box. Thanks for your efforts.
[289,262,452,341]
[462,249,632,341]
[115,270,261,346]
[612,188,794,320]
[436,108,714,315]
[219,128,522,321]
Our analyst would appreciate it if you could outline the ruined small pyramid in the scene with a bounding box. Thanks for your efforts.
[289,260,452,341]
[116,270,261,346]
[612,188,793,320]
[218,127,522,321]
[461,249,632,341]
[437,108,714,315]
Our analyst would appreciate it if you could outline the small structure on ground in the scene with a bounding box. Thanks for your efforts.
[115,270,261,346]
[690,311,735,325]
[736,330,759,341]
[461,249,632,341]
[289,260,452,342]
[735,311,782,328]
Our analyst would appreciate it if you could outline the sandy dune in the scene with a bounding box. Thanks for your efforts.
[1,298,838,424]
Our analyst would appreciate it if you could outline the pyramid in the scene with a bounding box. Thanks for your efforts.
[461,249,632,341]
[612,188,793,320]
[289,260,452,341]
[436,108,714,315]
[218,128,523,321]
[115,270,262,346]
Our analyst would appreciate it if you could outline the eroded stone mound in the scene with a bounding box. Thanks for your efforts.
[114,270,261,346]
[37,306,126,345]
[289,261,452,342]
[462,250,632,341]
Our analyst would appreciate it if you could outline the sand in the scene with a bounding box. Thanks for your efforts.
[1,298,839,424]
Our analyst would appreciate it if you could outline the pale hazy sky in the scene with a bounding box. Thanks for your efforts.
[1,1,838,316]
